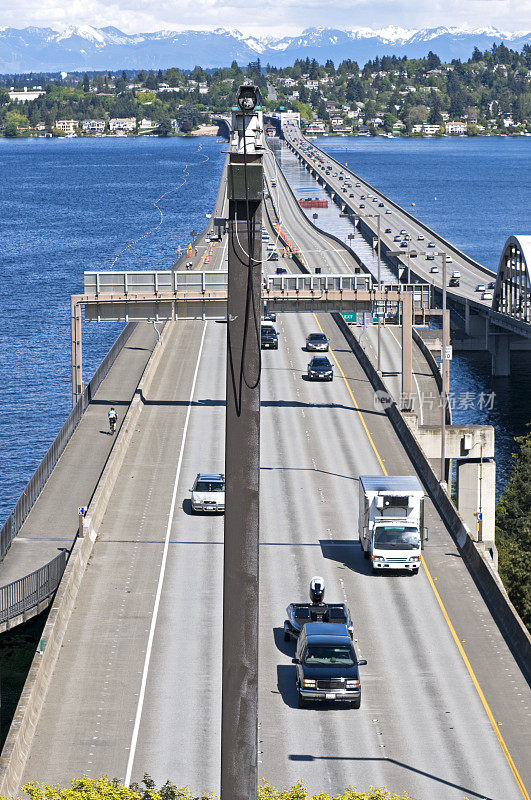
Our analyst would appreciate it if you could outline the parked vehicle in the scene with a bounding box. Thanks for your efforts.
[358,476,426,573]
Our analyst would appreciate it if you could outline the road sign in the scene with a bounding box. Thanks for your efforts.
[445,345,453,360]
[476,512,483,521]
[78,506,86,516]
[342,312,357,323]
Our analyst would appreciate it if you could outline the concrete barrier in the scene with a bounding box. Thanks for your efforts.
[0,322,172,798]
[333,312,531,686]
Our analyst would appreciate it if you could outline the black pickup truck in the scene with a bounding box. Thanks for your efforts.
[293,622,367,708]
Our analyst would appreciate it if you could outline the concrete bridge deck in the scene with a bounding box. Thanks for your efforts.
[0,323,158,625]
[2,137,529,800]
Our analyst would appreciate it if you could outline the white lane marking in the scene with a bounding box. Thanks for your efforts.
[218,233,229,270]
[124,320,208,786]
[386,327,424,426]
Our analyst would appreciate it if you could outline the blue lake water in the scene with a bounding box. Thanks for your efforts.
[0,135,529,523]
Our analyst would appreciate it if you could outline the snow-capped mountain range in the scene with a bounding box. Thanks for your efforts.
[0,25,529,73]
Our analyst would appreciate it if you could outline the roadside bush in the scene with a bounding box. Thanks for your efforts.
[10,777,419,800]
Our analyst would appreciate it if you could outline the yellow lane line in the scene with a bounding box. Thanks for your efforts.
[311,312,387,475]
[311,310,529,800]
[422,555,530,800]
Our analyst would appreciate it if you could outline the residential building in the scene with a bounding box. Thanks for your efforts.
[305,80,319,90]
[198,83,208,95]
[305,120,328,135]
[82,119,105,133]
[445,121,467,134]
[9,86,45,102]
[422,123,442,135]
[56,119,79,134]
[139,118,154,130]
[109,117,137,133]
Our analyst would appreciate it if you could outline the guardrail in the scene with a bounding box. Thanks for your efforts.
[0,549,68,627]
[0,321,137,564]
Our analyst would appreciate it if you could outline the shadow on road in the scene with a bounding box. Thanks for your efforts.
[287,754,496,800]
[273,626,294,658]
[276,664,298,709]
[319,539,371,576]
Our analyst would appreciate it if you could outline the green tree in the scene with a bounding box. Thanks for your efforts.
[157,117,172,136]
[496,426,531,630]
[83,73,90,92]
[4,120,18,137]
[145,70,158,90]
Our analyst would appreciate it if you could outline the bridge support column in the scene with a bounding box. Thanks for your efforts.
[221,103,263,800]
[465,298,470,335]
[490,333,511,376]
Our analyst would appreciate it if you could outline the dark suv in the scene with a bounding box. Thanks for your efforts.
[261,326,278,350]
[293,622,367,708]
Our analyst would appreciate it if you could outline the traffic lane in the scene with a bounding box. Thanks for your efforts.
[313,311,530,795]
[259,311,389,794]
[19,321,208,787]
[265,152,356,274]
[287,134,495,290]
[129,320,225,792]
[260,310,524,799]
[259,311,518,799]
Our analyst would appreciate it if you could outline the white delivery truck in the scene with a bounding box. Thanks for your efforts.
[359,475,427,574]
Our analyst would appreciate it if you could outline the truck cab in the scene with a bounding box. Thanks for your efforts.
[358,475,426,574]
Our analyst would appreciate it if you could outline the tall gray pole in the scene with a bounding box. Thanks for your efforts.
[441,252,448,484]
[377,213,381,374]
[221,97,264,800]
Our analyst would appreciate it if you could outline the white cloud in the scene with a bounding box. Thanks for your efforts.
[0,0,529,34]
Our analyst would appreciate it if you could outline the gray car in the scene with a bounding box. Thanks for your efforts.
[191,473,225,513]
[306,332,329,351]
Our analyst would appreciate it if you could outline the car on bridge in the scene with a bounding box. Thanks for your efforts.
[293,622,367,709]
[261,325,279,350]
[476,284,486,292]
[359,203,365,208]
[307,356,333,381]
[430,265,439,272]
[449,276,460,287]
[394,235,402,242]
[385,227,392,233]
[306,332,329,351]
[482,291,494,301]
[190,474,225,514]
[379,202,385,207]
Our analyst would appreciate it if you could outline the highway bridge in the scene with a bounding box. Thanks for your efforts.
[0,108,530,800]
[281,123,531,375]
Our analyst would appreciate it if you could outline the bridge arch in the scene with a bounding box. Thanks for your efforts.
[493,235,531,323]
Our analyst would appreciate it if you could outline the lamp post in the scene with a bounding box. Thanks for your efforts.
[440,250,449,485]
[354,211,382,372]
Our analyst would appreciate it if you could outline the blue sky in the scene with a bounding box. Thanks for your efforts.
[1,0,529,35]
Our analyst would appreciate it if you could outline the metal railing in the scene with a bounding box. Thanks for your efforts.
[0,548,68,626]
[0,321,137,563]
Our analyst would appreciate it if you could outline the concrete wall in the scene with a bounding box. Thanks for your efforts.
[0,323,172,798]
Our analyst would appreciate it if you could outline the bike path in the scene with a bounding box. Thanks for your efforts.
[0,323,158,590]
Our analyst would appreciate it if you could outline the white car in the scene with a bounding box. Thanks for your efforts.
[476,284,486,292]
[430,265,439,273]
[191,473,225,513]
[482,291,494,301]
[417,234,424,240]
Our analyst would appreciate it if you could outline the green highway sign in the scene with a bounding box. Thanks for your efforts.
[342,312,357,323]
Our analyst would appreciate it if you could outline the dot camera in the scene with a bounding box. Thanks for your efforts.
[237,84,261,112]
